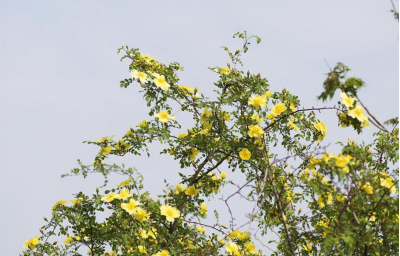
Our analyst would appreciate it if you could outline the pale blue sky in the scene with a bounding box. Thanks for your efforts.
[1,1,398,255]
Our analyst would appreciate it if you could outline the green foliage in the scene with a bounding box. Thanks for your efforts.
[318,63,365,102]
[384,117,399,128]
[21,32,398,256]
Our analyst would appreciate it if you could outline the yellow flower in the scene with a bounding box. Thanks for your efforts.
[131,70,149,83]
[225,241,239,255]
[381,177,396,193]
[196,226,206,233]
[64,236,73,244]
[362,119,369,129]
[239,148,251,160]
[218,237,226,245]
[317,195,325,208]
[178,84,195,94]
[175,184,185,193]
[314,121,327,140]
[23,236,40,250]
[134,207,149,222]
[288,119,299,131]
[369,213,376,222]
[271,103,287,116]
[336,195,347,203]
[101,193,120,203]
[220,172,227,179]
[200,202,207,215]
[185,185,199,196]
[199,121,212,135]
[117,177,132,187]
[99,145,112,156]
[160,205,181,222]
[245,242,257,254]
[138,120,149,128]
[229,230,240,239]
[302,243,312,252]
[153,74,170,91]
[148,228,157,239]
[238,231,249,240]
[335,155,350,168]
[178,133,188,139]
[251,113,262,124]
[361,182,374,195]
[140,53,157,63]
[290,103,296,112]
[52,200,68,209]
[340,92,355,109]
[121,199,139,215]
[321,153,334,163]
[220,67,231,75]
[348,105,368,122]
[140,229,149,238]
[154,111,175,123]
[248,95,267,110]
[248,125,264,138]
[223,112,231,122]
[264,91,272,98]
[95,136,114,143]
[326,194,333,205]
[266,112,276,119]
[138,245,147,254]
[189,148,200,161]
[200,108,212,123]
[314,121,327,135]
[155,250,170,256]
[114,140,131,151]
[70,198,82,205]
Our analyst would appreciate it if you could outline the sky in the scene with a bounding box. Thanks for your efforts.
[1,1,398,255]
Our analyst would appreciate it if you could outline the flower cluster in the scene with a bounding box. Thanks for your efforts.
[22,34,398,256]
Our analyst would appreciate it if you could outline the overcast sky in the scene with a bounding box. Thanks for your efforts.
[1,1,398,255]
